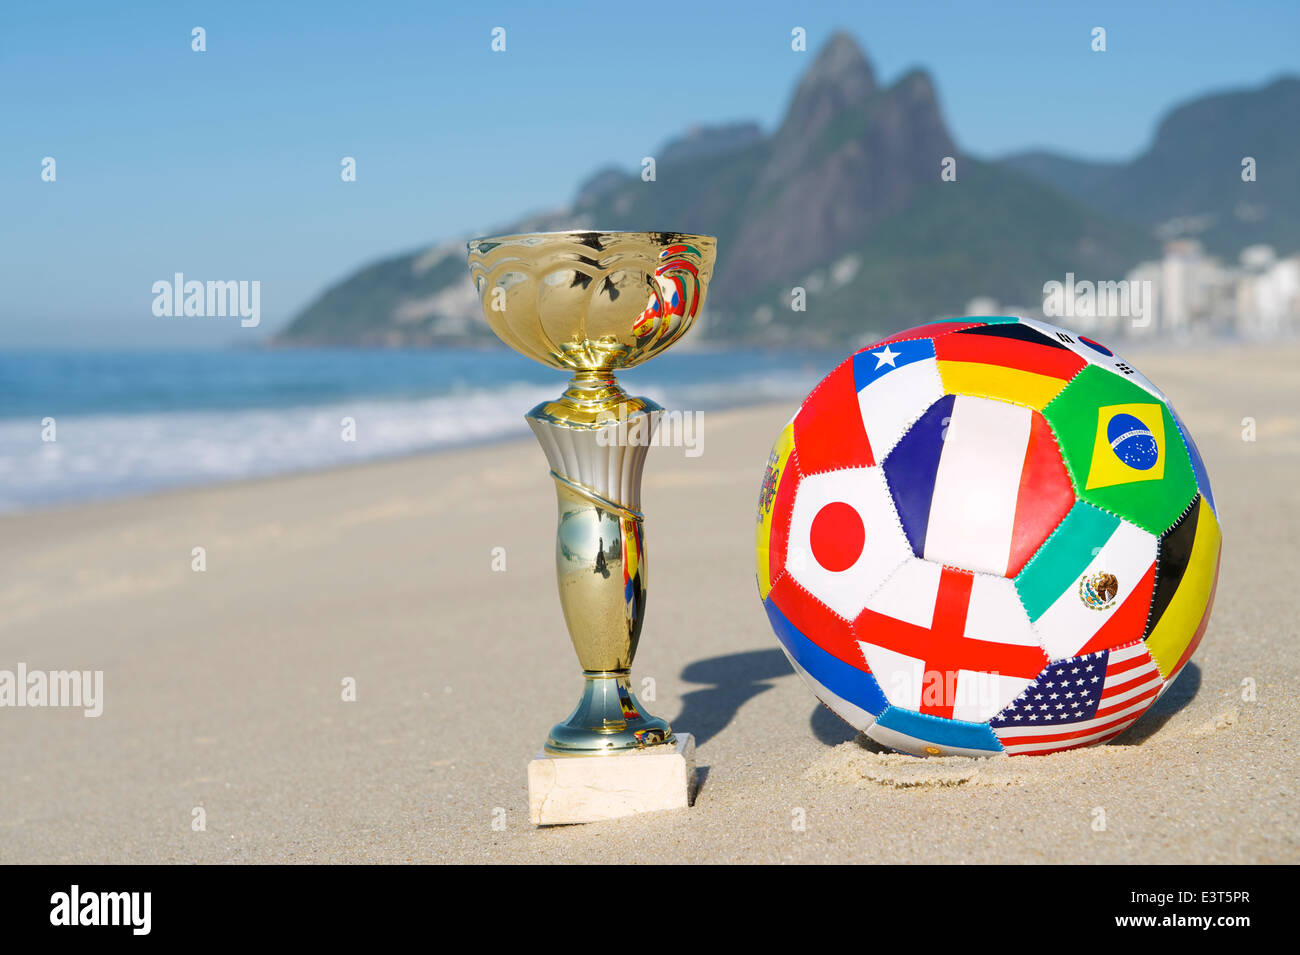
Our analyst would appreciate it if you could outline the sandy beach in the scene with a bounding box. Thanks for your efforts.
[2,344,1297,865]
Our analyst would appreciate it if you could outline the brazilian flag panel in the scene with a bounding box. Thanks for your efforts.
[1044,366,1197,536]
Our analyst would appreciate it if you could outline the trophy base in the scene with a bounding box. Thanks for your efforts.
[544,671,674,756]
[528,734,696,826]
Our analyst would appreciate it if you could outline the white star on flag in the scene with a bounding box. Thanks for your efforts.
[872,345,901,369]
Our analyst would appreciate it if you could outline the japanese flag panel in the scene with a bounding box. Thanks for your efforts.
[1022,318,1167,400]
[850,338,946,461]
[784,467,912,620]
[883,394,1075,578]
[853,559,1048,724]
[1014,501,1158,662]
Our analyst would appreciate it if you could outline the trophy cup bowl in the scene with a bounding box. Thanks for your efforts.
[467,231,716,766]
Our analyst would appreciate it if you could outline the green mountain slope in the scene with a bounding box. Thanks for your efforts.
[1003,76,1300,257]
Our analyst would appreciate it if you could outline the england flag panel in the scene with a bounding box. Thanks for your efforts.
[853,559,1048,724]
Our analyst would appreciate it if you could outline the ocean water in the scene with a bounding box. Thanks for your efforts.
[0,347,840,512]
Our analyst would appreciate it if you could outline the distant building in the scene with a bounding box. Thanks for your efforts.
[1122,240,1297,340]
[1236,248,1300,339]
[965,242,1297,343]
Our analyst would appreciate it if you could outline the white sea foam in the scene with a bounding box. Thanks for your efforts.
[0,368,821,512]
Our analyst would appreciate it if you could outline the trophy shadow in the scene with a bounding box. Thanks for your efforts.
[674,649,795,751]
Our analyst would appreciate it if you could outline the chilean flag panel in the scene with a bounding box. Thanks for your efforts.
[851,338,946,462]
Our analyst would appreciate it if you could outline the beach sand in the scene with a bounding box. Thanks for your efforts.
[1,344,1297,864]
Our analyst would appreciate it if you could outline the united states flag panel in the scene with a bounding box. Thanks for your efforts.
[990,640,1163,755]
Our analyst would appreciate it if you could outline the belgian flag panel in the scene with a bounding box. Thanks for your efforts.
[1146,495,1222,680]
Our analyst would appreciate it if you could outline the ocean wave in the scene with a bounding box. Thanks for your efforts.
[0,369,820,512]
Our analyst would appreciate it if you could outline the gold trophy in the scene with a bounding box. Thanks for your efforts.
[467,231,715,823]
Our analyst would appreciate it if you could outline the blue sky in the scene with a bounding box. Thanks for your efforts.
[2,0,1296,347]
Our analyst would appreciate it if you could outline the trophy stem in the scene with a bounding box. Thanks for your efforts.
[527,390,675,755]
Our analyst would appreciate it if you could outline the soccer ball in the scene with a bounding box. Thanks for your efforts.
[756,317,1221,756]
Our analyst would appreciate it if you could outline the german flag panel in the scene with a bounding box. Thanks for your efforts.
[935,321,1087,410]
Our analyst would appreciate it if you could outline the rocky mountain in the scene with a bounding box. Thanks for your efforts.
[282,33,1290,347]
[1003,76,1300,257]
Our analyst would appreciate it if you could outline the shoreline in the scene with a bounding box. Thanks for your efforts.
[0,401,789,521]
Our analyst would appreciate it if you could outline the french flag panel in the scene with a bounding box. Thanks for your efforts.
[884,394,1073,578]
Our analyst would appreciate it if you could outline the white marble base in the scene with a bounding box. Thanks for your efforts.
[528,734,696,825]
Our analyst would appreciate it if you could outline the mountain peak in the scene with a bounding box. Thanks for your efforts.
[770,31,876,154]
[807,31,876,91]
[789,32,876,113]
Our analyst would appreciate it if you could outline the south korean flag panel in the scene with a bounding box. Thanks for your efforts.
[1021,317,1167,400]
